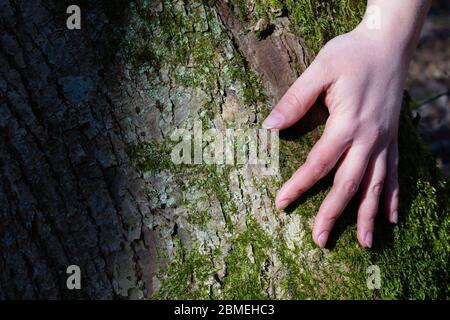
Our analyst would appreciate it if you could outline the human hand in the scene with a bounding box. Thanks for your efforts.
[263,23,411,248]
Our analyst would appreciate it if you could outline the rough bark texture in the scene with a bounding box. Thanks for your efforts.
[0,0,155,299]
[0,0,448,299]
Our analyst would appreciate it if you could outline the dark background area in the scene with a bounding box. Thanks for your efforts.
[407,0,450,177]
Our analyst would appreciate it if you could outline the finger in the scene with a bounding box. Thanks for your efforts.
[384,140,399,223]
[312,144,371,248]
[357,149,387,248]
[275,118,352,210]
[262,59,330,130]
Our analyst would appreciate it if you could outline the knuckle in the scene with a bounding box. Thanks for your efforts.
[313,56,327,71]
[366,125,388,144]
[372,181,384,197]
[316,42,334,62]
[344,122,358,138]
[308,159,330,179]
[366,213,377,223]
[357,124,382,145]
[329,118,356,144]
[358,209,377,225]
[307,55,331,85]
[323,213,339,225]
[342,180,358,197]
[290,181,306,196]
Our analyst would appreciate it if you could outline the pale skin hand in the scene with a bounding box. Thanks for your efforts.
[263,0,432,248]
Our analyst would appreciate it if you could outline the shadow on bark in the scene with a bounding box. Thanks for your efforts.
[0,0,156,299]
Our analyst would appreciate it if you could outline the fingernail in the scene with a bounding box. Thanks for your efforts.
[276,199,290,210]
[262,110,284,129]
[317,231,329,248]
[364,232,373,248]
[391,210,398,224]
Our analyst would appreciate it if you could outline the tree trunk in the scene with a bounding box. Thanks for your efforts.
[0,0,448,299]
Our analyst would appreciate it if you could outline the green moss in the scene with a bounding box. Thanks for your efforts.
[278,129,329,220]
[153,238,217,299]
[220,217,272,299]
[376,179,449,299]
[126,0,265,106]
[229,0,251,22]
[126,141,175,172]
[190,165,237,230]
[367,96,449,299]
[285,0,365,53]
[277,239,372,299]
[226,55,267,106]
[154,217,273,299]
[186,208,213,226]
[229,0,364,54]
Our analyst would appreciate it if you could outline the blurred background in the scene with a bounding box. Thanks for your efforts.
[407,0,450,177]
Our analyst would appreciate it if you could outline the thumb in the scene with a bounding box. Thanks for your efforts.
[262,59,329,130]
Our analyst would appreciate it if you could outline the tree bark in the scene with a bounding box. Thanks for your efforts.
[0,0,448,299]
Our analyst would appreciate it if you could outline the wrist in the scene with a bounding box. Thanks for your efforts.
[351,22,411,69]
[358,14,411,56]
[357,0,431,59]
